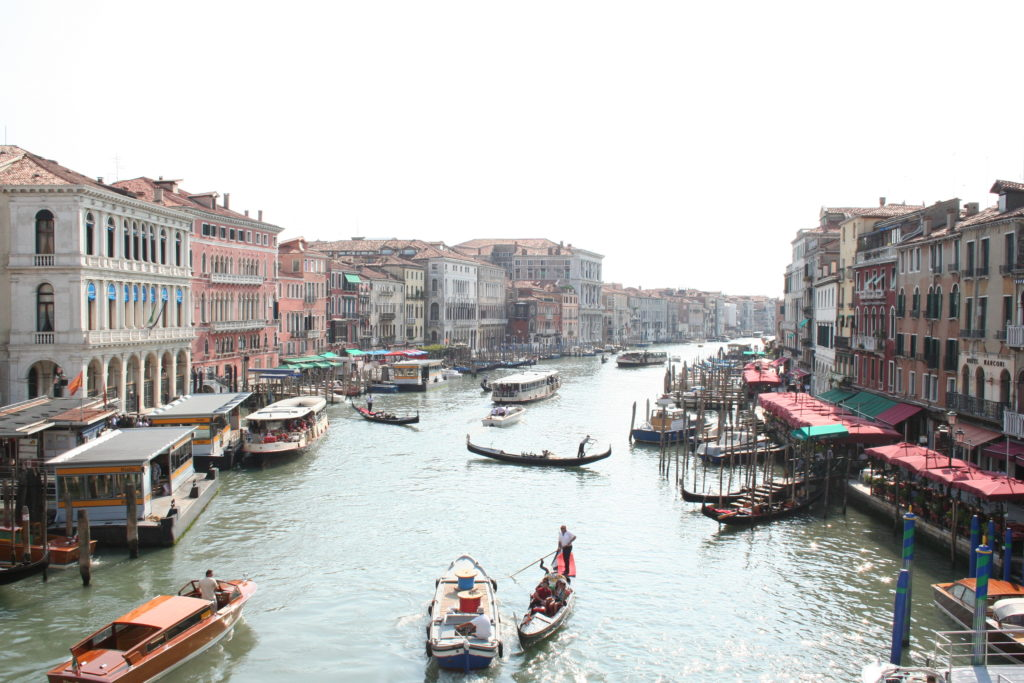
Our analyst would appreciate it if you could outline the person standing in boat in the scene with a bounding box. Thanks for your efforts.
[198,569,218,605]
[558,525,576,579]
[366,394,373,414]
[577,435,592,457]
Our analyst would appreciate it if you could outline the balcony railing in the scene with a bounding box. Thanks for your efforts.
[856,245,896,264]
[211,319,269,332]
[930,264,943,273]
[33,254,54,267]
[1005,410,1024,440]
[853,335,878,352]
[959,329,986,339]
[947,392,1006,423]
[858,289,887,301]
[1008,325,1024,348]
[996,329,1008,341]
[834,335,850,350]
[34,332,54,344]
[976,266,990,277]
[211,273,264,285]
[380,312,396,320]
[85,327,195,345]
[946,263,960,273]
[961,267,975,277]
[1001,264,1016,275]
[290,329,324,339]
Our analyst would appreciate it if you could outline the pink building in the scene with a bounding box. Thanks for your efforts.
[278,238,329,358]
[113,178,283,391]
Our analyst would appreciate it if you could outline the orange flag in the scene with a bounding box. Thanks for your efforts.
[67,371,83,397]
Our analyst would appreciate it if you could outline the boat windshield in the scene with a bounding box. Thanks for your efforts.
[74,622,159,653]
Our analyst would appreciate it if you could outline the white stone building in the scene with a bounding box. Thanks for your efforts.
[0,146,194,409]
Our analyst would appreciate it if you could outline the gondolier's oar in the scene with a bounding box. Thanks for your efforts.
[508,550,558,579]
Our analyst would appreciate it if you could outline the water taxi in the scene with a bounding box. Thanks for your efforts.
[481,405,526,427]
[932,577,1024,661]
[46,577,256,682]
[242,396,328,461]
[427,555,502,671]
[0,525,95,566]
[390,359,446,391]
[631,405,694,444]
[491,369,560,404]
[616,350,668,367]
[148,393,252,470]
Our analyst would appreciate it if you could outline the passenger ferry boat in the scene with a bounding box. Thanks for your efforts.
[491,369,560,404]
[616,350,668,367]
[242,396,328,461]
[390,359,446,391]
[46,577,256,682]
[149,392,252,470]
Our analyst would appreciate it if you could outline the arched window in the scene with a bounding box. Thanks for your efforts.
[85,213,96,255]
[889,307,896,339]
[950,284,960,318]
[123,219,131,259]
[430,302,439,321]
[935,286,943,320]
[201,253,207,274]
[36,284,54,331]
[159,229,167,264]
[897,288,905,316]
[1001,369,1011,406]
[962,365,970,397]
[175,233,182,266]
[140,224,148,261]
[35,210,55,254]
[926,286,934,318]
[912,287,920,314]
[106,217,116,257]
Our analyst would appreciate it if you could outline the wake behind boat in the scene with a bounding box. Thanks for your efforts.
[242,396,329,462]
[47,577,256,682]
[427,555,502,671]
[466,436,611,467]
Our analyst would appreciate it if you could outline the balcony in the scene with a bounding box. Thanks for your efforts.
[1005,410,1024,440]
[211,273,264,285]
[1008,325,1024,348]
[853,334,878,352]
[291,329,324,339]
[947,392,1006,423]
[380,312,396,320]
[961,267,975,278]
[834,335,850,350]
[976,266,990,277]
[930,264,943,274]
[946,263,960,272]
[303,296,318,304]
[996,329,1008,341]
[1001,264,1016,275]
[855,245,896,265]
[858,289,887,302]
[211,319,270,332]
[85,327,195,346]
[959,329,986,339]
[33,254,54,267]
[34,332,55,344]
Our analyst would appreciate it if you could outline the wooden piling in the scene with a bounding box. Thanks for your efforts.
[629,402,636,443]
[126,482,139,559]
[78,509,91,586]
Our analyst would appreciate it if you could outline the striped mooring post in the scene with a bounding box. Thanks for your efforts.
[969,515,981,578]
[972,545,992,666]
[889,568,910,666]
[1004,527,1014,583]
[900,512,916,647]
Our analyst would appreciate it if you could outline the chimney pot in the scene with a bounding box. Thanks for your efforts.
[879,196,886,207]
[923,216,933,236]
[946,208,956,229]
[965,202,980,216]
[224,193,230,210]
[97,177,104,183]
[154,187,164,203]
[258,210,263,221]
[244,209,249,217]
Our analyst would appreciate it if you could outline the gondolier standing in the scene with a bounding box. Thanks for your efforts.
[577,435,592,458]
[558,525,575,580]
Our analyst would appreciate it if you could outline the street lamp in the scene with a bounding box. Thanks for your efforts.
[947,410,958,468]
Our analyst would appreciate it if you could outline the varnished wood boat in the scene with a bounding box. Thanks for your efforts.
[700,492,822,526]
[47,577,256,682]
[466,436,611,467]
[354,405,419,425]
[680,486,751,504]
[0,530,95,566]
[932,577,1024,661]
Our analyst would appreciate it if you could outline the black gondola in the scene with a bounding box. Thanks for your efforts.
[481,379,492,392]
[700,492,822,526]
[466,436,611,467]
[680,486,751,504]
[0,556,48,585]
[354,405,419,425]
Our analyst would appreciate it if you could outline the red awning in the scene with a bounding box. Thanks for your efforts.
[743,368,782,385]
[952,472,1024,501]
[770,357,787,367]
[982,440,1024,463]
[875,403,923,426]
[919,465,975,485]
[955,422,1003,448]
[790,368,809,378]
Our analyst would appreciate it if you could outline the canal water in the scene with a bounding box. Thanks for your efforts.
[2,340,966,682]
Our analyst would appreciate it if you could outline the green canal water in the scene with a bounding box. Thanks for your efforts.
[1,340,967,682]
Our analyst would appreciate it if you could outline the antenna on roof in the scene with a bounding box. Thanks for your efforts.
[112,153,122,182]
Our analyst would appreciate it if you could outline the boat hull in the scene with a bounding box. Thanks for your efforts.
[0,557,48,585]
[931,580,1024,661]
[518,590,575,647]
[631,428,692,444]
[466,438,611,466]
[427,555,501,671]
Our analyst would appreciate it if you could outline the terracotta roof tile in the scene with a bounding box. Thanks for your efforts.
[991,179,1024,194]
[0,145,133,196]
[112,177,280,228]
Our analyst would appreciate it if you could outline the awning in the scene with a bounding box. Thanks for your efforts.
[876,403,923,426]
[982,440,1024,464]
[840,392,898,418]
[320,351,340,359]
[792,424,849,440]
[955,422,1002,448]
[818,388,856,404]
[345,349,367,356]
[799,318,809,328]
[790,368,809,378]
[344,274,362,284]
[771,358,787,367]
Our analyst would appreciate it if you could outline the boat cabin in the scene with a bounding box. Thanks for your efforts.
[491,370,560,404]
[148,392,252,470]
[995,598,1024,627]
[390,359,445,391]
[47,427,196,524]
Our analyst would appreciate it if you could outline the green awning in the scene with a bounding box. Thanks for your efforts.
[841,391,898,418]
[345,349,366,356]
[791,424,849,440]
[319,351,340,359]
[344,274,362,284]
[798,318,809,328]
[818,388,857,404]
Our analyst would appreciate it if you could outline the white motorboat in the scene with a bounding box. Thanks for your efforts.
[481,405,526,427]
[427,555,502,671]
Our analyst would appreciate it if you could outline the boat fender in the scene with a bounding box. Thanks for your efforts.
[498,641,504,658]
[491,578,498,591]
[425,639,431,658]
[427,603,432,616]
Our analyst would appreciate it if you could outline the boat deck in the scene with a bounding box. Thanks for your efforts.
[432,578,496,643]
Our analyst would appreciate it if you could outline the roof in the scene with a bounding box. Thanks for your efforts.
[956,204,1024,230]
[46,427,195,467]
[792,424,849,440]
[149,393,252,418]
[991,180,1024,194]
[246,397,326,421]
[0,397,113,438]
[116,594,210,628]
[0,146,132,195]
[112,177,284,230]
[838,391,898,418]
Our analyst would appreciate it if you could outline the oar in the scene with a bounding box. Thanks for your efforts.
[508,550,558,580]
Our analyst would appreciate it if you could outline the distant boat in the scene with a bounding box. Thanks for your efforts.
[354,405,419,425]
[481,405,526,427]
[491,369,560,404]
[466,436,611,467]
[616,351,668,368]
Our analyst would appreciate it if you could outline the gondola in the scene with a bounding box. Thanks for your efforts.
[518,580,575,647]
[680,486,750,504]
[466,436,611,467]
[700,492,822,526]
[480,379,492,393]
[0,555,48,585]
[354,405,419,425]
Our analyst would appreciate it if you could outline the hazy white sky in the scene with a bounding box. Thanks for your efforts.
[4,1,1024,297]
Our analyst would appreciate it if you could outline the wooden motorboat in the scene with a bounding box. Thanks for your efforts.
[427,555,502,671]
[931,578,1024,661]
[701,492,822,526]
[518,577,575,648]
[481,405,526,428]
[0,527,95,566]
[631,405,695,444]
[354,405,419,425]
[696,430,783,465]
[47,577,256,682]
[466,436,611,467]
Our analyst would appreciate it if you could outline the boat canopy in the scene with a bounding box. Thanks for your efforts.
[994,598,1024,625]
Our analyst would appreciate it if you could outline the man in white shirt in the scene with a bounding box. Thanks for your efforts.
[455,613,492,639]
[198,569,218,605]
[558,525,576,579]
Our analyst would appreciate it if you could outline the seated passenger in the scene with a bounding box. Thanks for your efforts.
[454,613,492,639]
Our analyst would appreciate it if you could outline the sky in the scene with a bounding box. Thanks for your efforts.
[4,1,1024,298]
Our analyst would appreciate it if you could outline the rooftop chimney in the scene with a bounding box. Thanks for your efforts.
[946,208,956,230]
[258,210,263,222]
[922,215,933,236]
[97,177,104,184]
[965,202,980,216]
[244,210,249,217]
[154,187,164,203]
[223,193,230,210]
[879,196,886,207]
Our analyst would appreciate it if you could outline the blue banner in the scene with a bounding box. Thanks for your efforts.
[107,283,116,300]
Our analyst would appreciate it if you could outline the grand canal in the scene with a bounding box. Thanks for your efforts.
[2,340,966,682]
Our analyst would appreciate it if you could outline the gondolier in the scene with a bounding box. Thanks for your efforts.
[577,435,592,458]
[557,525,575,580]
